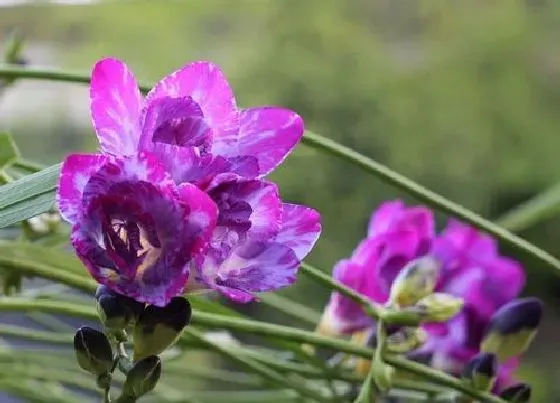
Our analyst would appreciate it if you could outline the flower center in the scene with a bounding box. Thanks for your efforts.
[103,218,162,280]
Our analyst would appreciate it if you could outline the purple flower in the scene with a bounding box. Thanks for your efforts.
[89,57,304,178]
[58,57,320,305]
[193,173,321,302]
[317,200,525,392]
[318,200,435,335]
[57,152,218,306]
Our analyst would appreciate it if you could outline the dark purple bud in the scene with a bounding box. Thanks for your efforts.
[133,297,192,361]
[96,285,145,331]
[461,352,497,391]
[485,297,543,336]
[73,326,113,375]
[499,383,531,403]
[481,297,543,362]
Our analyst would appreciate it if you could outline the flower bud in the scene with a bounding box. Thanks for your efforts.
[133,296,192,361]
[461,352,497,391]
[73,326,113,376]
[481,297,543,362]
[387,327,427,354]
[96,285,145,332]
[121,355,161,399]
[388,256,441,308]
[499,383,531,403]
[413,293,464,323]
[372,361,395,392]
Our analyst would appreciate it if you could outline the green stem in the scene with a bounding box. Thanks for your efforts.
[12,159,44,174]
[185,327,332,403]
[353,321,385,403]
[0,298,505,403]
[300,263,381,319]
[0,255,97,293]
[0,65,151,93]
[300,131,560,275]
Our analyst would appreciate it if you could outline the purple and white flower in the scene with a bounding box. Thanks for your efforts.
[57,57,321,305]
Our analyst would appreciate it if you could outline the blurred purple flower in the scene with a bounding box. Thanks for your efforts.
[57,152,218,306]
[57,57,320,305]
[318,200,435,335]
[420,220,525,389]
[317,200,525,391]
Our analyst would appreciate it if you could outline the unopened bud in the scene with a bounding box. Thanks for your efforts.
[461,352,497,391]
[96,285,145,333]
[413,293,464,323]
[73,326,113,376]
[481,297,543,362]
[121,355,161,399]
[133,296,192,361]
[372,361,395,392]
[387,327,427,354]
[388,256,440,308]
[499,383,532,403]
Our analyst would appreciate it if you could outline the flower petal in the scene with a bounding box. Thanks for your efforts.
[81,152,172,208]
[326,259,375,333]
[57,153,109,223]
[73,179,217,307]
[201,240,299,303]
[274,203,321,260]
[139,96,212,152]
[90,58,144,155]
[367,200,405,237]
[212,107,304,176]
[206,174,282,239]
[146,61,238,141]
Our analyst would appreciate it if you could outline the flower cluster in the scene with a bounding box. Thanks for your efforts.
[317,200,536,394]
[57,58,321,307]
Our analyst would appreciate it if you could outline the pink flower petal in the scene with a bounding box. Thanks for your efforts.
[275,203,321,261]
[175,182,219,256]
[146,61,238,141]
[80,153,172,213]
[206,174,282,239]
[57,153,109,223]
[139,96,212,152]
[212,107,304,176]
[367,200,405,237]
[90,58,144,155]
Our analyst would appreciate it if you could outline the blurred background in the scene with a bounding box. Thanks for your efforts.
[1,0,560,401]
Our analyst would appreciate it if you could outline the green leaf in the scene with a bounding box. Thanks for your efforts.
[0,163,60,228]
[0,132,20,170]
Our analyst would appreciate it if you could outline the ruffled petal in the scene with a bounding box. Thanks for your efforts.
[72,177,217,306]
[274,203,321,260]
[212,107,304,176]
[206,174,282,239]
[146,61,238,141]
[201,240,299,303]
[139,96,212,152]
[90,58,144,155]
[81,152,172,208]
[57,153,109,223]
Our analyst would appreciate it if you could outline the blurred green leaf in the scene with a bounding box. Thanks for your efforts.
[0,163,60,228]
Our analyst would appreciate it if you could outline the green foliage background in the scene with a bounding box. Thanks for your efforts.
[1,0,560,401]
